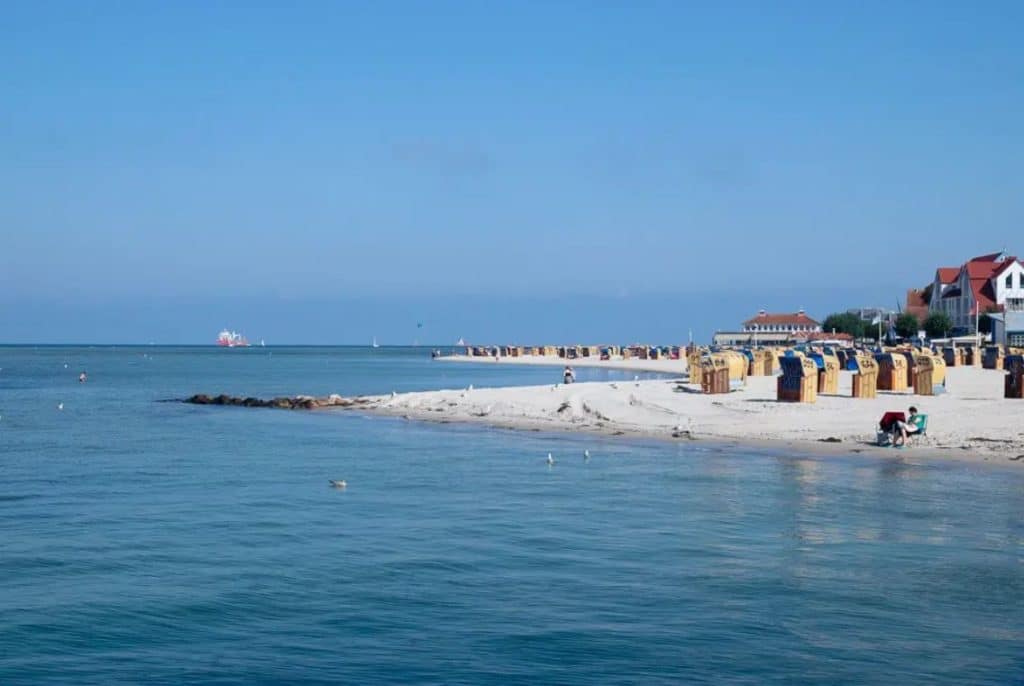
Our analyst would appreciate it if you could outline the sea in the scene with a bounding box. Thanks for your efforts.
[1,345,1022,685]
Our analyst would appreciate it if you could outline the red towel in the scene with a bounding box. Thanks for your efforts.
[879,411,906,431]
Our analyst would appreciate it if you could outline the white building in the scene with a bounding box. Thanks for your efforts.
[929,252,1024,332]
[713,310,828,346]
[743,309,821,334]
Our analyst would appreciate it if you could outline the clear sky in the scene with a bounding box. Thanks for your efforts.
[2,1,1022,343]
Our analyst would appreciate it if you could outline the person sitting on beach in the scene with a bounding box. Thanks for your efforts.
[893,406,921,447]
[563,366,575,384]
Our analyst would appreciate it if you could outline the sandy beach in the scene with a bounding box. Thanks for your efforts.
[353,356,1024,465]
[437,353,690,375]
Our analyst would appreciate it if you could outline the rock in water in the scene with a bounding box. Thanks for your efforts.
[183,393,358,411]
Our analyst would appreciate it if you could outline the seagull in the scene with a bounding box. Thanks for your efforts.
[583,449,590,461]
[57,402,64,411]
[329,479,347,489]
[546,453,555,466]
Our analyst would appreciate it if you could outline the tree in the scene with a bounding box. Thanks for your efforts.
[894,313,919,339]
[923,312,953,339]
[978,305,1001,335]
[821,312,865,339]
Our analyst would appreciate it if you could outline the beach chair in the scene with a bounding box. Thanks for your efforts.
[908,414,928,440]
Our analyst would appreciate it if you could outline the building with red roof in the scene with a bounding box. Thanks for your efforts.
[904,289,929,321]
[742,309,821,333]
[712,309,836,346]
[928,252,1024,332]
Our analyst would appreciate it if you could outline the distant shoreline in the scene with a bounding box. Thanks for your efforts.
[434,353,690,376]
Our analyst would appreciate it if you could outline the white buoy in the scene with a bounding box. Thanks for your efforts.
[329,479,347,489]
[57,402,64,411]
[546,453,555,466]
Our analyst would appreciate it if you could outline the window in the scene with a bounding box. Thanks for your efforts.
[1019,272,1024,289]
[1010,333,1024,347]
[1007,273,1013,289]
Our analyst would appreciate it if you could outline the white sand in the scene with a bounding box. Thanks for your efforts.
[353,363,1024,466]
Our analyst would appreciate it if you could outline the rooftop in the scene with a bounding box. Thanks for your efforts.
[743,309,820,327]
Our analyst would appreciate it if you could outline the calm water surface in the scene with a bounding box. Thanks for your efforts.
[1,346,1022,684]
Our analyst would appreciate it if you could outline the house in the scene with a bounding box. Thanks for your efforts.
[743,309,821,334]
[712,310,823,346]
[904,290,929,322]
[929,252,1024,332]
[989,312,1024,348]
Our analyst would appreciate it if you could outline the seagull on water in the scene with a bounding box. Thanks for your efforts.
[329,479,347,489]
[583,449,590,461]
[546,453,555,466]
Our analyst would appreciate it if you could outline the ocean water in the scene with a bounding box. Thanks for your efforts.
[1,346,1023,685]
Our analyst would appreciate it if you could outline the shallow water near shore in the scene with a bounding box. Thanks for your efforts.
[2,346,1023,684]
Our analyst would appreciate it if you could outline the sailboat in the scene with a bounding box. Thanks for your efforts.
[456,337,465,346]
[371,337,379,348]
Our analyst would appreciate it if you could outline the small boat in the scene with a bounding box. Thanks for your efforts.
[456,337,465,346]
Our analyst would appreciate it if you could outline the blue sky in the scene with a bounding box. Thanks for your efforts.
[2,2,1022,343]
